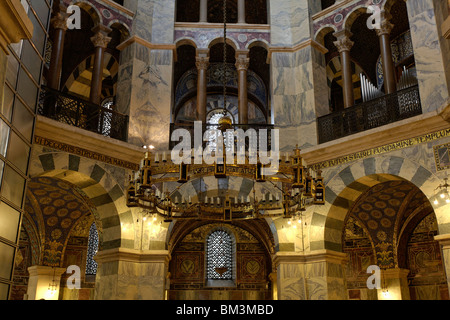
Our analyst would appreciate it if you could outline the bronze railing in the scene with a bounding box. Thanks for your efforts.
[38,86,128,142]
[317,85,422,144]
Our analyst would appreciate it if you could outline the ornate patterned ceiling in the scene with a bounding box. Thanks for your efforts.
[24,176,97,267]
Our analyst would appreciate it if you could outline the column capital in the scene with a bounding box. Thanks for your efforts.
[333,30,354,52]
[90,25,112,48]
[50,11,69,31]
[376,18,395,37]
[195,55,210,70]
[235,56,250,71]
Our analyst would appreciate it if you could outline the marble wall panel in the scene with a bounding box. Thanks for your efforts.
[124,46,173,150]
[132,0,175,44]
[271,45,328,150]
[406,0,449,112]
[269,0,312,47]
[277,263,306,300]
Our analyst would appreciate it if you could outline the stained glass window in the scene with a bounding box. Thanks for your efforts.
[206,230,232,280]
[86,223,99,275]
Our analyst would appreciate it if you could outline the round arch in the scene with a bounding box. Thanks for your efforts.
[309,155,447,252]
[314,25,338,47]
[342,4,372,32]
[71,0,102,26]
[246,39,270,52]
[163,175,279,254]
[108,21,131,42]
[29,151,135,250]
[208,37,240,52]
[62,53,119,100]
[175,37,199,50]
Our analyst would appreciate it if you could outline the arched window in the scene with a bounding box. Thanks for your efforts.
[205,108,235,152]
[206,230,233,280]
[99,97,114,137]
[86,223,99,275]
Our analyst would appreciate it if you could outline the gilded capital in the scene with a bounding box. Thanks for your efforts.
[376,19,394,37]
[51,11,69,31]
[235,57,250,71]
[90,25,112,49]
[333,36,354,52]
[91,31,112,49]
[195,56,210,70]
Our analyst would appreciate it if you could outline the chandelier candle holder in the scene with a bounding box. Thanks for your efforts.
[126,145,325,222]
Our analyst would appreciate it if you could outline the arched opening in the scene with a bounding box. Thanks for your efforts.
[9,176,104,300]
[167,220,274,300]
[340,178,448,300]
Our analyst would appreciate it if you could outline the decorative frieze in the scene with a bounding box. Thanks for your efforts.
[34,136,140,171]
[311,128,450,170]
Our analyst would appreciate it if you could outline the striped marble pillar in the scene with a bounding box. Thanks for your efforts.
[273,250,348,300]
[94,248,171,300]
[269,0,329,150]
[115,0,176,150]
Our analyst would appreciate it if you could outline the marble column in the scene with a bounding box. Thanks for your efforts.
[273,250,348,300]
[333,30,355,108]
[26,266,66,300]
[48,7,68,91]
[94,248,171,300]
[196,49,209,123]
[376,14,396,94]
[236,51,250,124]
[238,0,246,24]
[200,0,207,23]
[90,25,112,105]
[377,268,410,300]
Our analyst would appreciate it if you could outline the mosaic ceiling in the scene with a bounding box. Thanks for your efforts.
[347,180,433,269]
[24,176,97,267]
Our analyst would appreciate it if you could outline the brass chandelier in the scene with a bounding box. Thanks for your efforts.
[126,142,325,222]
[125,0,326,222]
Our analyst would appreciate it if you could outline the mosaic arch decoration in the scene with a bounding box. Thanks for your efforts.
[346,180,432,269]
[25,177,95,267]
[30,149,136,250]
[308,154,441,252]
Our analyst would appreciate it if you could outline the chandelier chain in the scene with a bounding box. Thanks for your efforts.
[223,0,227,115]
